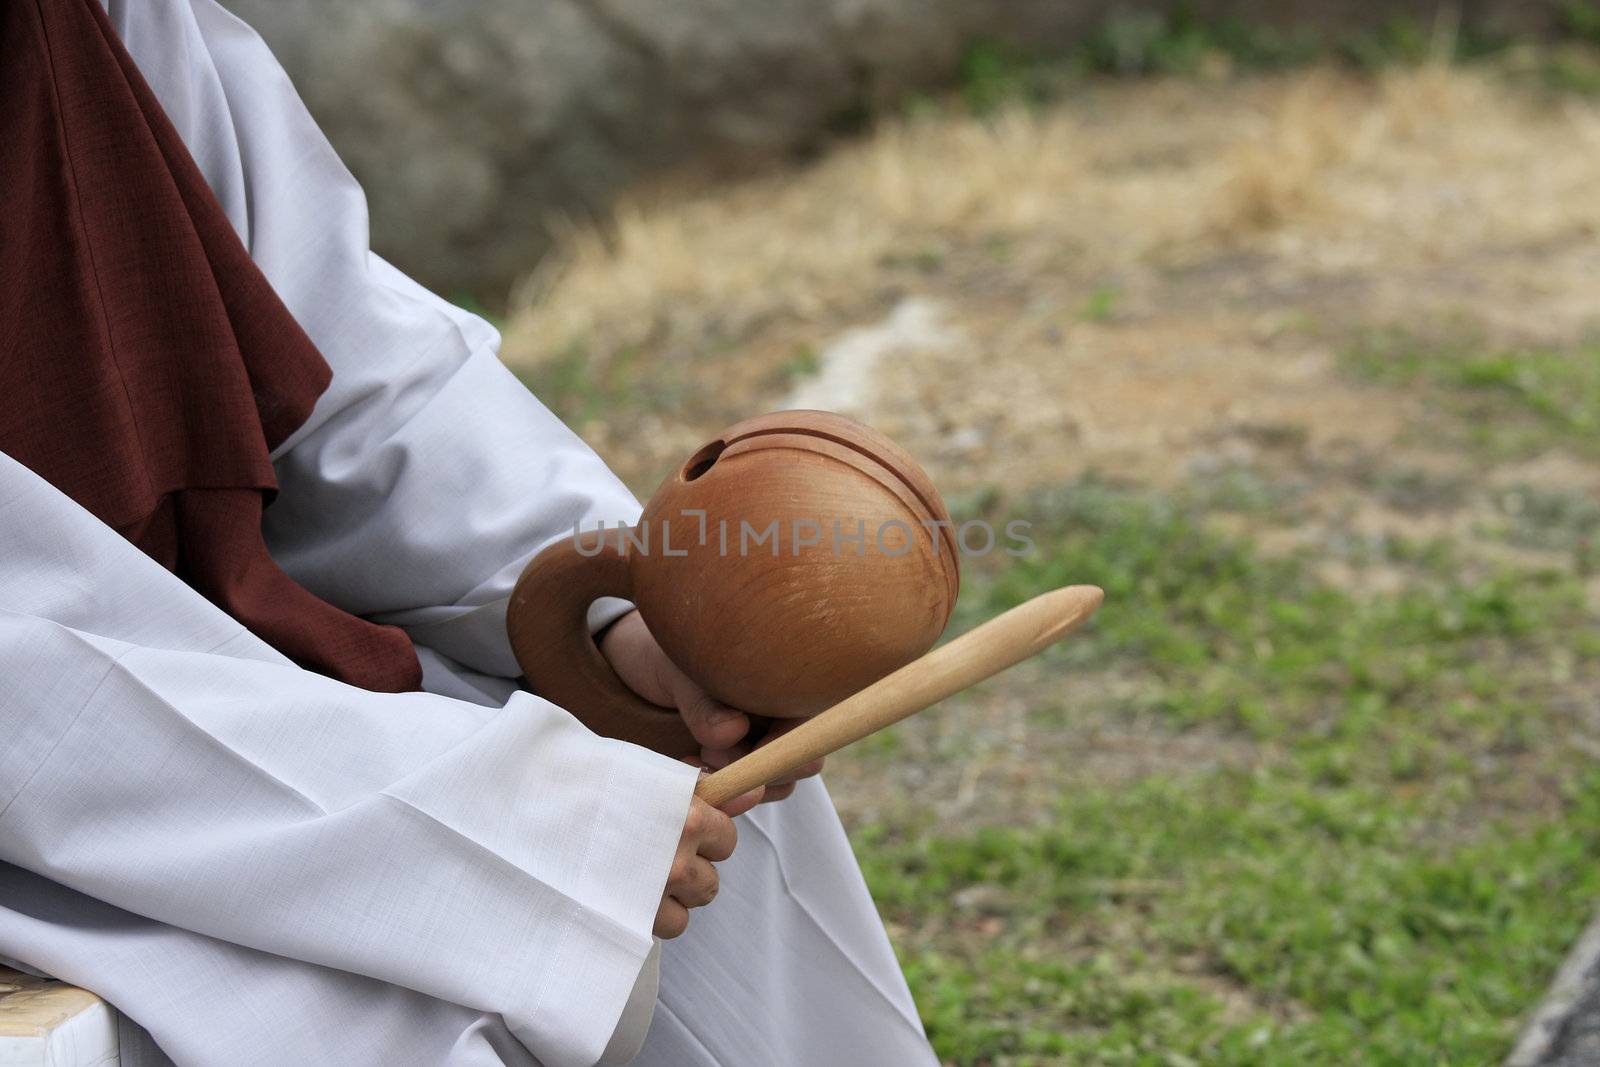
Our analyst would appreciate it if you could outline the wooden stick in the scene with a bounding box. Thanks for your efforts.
[695,585,1104,806]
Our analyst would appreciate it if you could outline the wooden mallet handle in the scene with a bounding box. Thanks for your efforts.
[694,585,1104,806]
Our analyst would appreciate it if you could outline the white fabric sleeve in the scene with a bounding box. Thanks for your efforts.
[105,0,641,681]
[0,453,697,1067]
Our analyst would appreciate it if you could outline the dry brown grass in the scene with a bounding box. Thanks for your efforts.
[502,65,1600,502]
[505,104,1087,364]
[1213,71,1356,231]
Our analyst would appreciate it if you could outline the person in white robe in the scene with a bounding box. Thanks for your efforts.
[0,1,940,1064]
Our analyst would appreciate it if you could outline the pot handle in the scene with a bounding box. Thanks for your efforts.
[508,528,698,758]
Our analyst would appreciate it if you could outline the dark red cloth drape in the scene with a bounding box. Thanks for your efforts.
[0,0,422,693]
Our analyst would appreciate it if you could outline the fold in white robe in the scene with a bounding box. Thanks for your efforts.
[0,2,937,1064]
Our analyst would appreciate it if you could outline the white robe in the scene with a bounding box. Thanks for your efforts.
[0,2,937,1065]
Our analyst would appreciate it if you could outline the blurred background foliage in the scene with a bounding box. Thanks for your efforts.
[249,3,1600,1063]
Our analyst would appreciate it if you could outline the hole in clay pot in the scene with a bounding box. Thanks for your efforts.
[681,439,727,481]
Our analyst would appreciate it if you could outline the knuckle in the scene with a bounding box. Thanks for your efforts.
[689,863,718,905]
[682,693,719,729]
[655,899,688,939]
[702,820,735,860]
[698,807,726,837]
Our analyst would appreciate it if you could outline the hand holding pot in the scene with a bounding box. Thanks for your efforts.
[509,410,961,759]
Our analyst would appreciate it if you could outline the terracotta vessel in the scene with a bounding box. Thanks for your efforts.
[507,410,961,757]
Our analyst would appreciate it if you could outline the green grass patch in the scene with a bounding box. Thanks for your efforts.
[950,7,1600,119]
[1081,284,1123,324]
[779,343,822,383]
[902,944,1270,1066]
[1563,0,1600,44]
[859,482,1599,1063]
[515,339,687,428]
[1077,9,1323,78]
[969,480,1586,747]
[864,770,1600,1064]
[1343,330,1600,461]
[1535,41,1600,94]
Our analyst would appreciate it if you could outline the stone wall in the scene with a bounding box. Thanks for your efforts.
[225,0,1563,299]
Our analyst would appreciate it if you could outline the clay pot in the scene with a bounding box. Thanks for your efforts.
[507,410,960,757]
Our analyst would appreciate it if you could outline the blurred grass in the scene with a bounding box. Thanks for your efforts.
[496,28,1600,1059]
[514,308,1600,1066]
[1344,331,1600,462]
[952,4,1600,120]
[859,482,1600,1064]
[868,778,1600,1065]
[521,341,639,427]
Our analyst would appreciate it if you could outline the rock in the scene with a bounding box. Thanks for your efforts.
[227,0,655,299]
[222,0,1564,300]
[1506,909,1600,1067]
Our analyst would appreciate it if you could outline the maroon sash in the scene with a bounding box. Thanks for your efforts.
[0,0,422,693]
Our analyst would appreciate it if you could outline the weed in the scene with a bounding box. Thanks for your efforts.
[780,343,822,383]
[1081,284,1121,323]
[1343,331,1600,460]
[860,482,1598,1062]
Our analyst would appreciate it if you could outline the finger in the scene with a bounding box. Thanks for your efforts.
[756,764,820,803]
[677,690,751,752]
[700,721,823,805]
[668,856,720,908]
[750,719,823,799]
[646,646,751,751]
[760,782,797,803]
[688,800,738,861]
[654,897,689,939]
[767,753,825,779]
[765,756,826,787]
[699,743,748,770]
[598,612,671,707]
[715,785,764,819]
